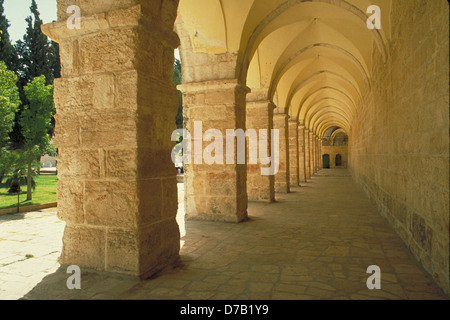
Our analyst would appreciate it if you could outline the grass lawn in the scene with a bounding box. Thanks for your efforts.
[0,174,58,210]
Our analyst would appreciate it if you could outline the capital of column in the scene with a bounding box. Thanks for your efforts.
[273,113,289,120]
[246,99,276,110]
[178,79,250,95]
[43,14,108,42]
[43,5,180,48]
[246,88,270,103]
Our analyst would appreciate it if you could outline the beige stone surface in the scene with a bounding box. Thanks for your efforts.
[322,146,348,169]
[273,114,290,193]
[304,129,311,180]
[1,172,448,300]
[288,121,299,187]
[298,125,307,183]
[44,2,181,278]
[180,79,249,222]
[246,98,275,202]
[349,0,449,293]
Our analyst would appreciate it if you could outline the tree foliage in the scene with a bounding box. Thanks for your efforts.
[0,0,16,72]
[0,1,58,191]
[0,61,19,148]
[10,0,60,149]
[19,75,54,200]
[0,61,20,183]
[3,150,37,193]
[20,75,54,152]
[173,59,182,85]
[15,0,56,85]
[173,59,183,129]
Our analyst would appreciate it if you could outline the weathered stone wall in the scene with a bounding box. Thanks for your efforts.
[349,0,449,293]
[322,146,348,169]
[174,14,238,83]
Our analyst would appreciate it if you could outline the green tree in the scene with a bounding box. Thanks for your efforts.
[4,149,36,194]
[51,40,61,80]
[0,61,19,147]
[15,0,55,85]
[0,0,17,72]
[0,61,20,183]
[11,0,60,149]
[173,59,183,129]
[20,75,55,201]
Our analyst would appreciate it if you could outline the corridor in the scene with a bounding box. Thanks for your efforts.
[40,0,449,295]
[17,170,447,300]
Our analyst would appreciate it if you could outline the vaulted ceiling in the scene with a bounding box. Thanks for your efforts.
[177,0,392,138]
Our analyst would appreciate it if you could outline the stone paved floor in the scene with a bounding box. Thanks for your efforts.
[0,170,448,300]
[0,208,64,299]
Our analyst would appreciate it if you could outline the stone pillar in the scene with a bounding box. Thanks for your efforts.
[309,130,315,176]
[304,128,311,180]
[312,136,316,173]
[315,135,319,173]
[273,113,290,193]
[180,80,249,222]
[288,121,299,187]
[320,141,323,169]
[246,95,275,202]
[316,137,321,172]
[314,136,318,173]
[318,137,323,169]
[43,2,181,278]
[298,125,307,183]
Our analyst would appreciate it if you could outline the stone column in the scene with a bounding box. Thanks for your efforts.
[321,141,324,169]
[273,113,290,193]
[43,2,181,278]
[317,137,320,172]
[311,133,316,174]
[298,125,307,183]
[309,130,315,176]
[320,141,323,169]
[316,137,321,172]
[304,128,311,180]
[315,135,319,173]
[180,80,249,222]
[246,94,275,202]
[314,136,318,173]
[288,121,299,187]
[318,137,323,170]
